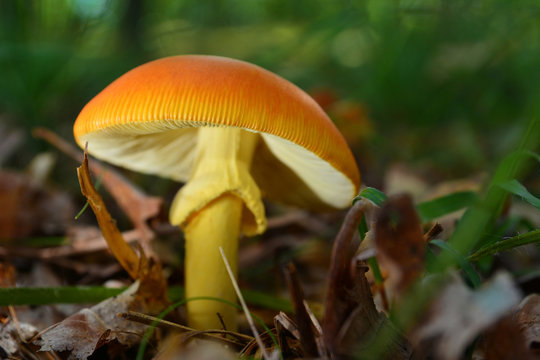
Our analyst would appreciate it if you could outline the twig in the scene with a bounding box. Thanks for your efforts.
[119,311,252,345]
[219,246,271,360]
[8,306,25,343]
[424,222,443,242]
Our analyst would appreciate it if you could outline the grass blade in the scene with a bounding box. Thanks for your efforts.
[0,285,293,312]
[353,187,387,206]
[417,191,479,222]
[467,229,540,262]
[0,286,123,305]
[497,179,540,210]
[439,118,539,268]
[430,239,482,288]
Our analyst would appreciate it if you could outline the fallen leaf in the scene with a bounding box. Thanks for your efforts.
[77,151,141,279]
[375,194,426,298]
[274,311,301,358]
[411,271,522,360]
[77,149,169,311]
[35,281,152,359]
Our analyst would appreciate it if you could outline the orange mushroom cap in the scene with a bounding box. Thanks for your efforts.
[74,55,360,210]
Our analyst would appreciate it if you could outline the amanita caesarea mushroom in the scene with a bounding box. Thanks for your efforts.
[73,55,360,330]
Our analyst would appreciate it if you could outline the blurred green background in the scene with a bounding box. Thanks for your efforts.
[1,0,539,189]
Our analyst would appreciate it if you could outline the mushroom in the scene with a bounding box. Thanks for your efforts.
[73,55,360,330]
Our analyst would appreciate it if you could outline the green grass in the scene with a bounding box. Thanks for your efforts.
[0,285,293,313]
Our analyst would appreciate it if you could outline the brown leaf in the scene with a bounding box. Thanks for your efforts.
[375,194,425,297]
[77,151,141,279]
[35,281,155,359]
[135,252,169,315]
[78,148,169,315]
[274,312,301,358]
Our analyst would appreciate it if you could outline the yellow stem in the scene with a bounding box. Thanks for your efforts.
[179,127,260,330]
[184,193,242,330]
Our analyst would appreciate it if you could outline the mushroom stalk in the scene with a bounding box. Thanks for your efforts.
[184,193,242,330]
[178,127,260,330]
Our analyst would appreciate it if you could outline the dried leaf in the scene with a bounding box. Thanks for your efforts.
[135,253,169,315]
[75,149,169,332]
[375,194,425,297]
[77,151,141,279]
[35,281,157,360]
[411,272,522,360]
[274,312,300,358]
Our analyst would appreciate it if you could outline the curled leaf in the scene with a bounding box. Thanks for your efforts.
[77,151,140,279]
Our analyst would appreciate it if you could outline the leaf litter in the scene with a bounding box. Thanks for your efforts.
[30,149,169,359]
[0,130,538,359]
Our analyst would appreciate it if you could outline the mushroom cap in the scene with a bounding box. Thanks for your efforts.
[73,55,360,210]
